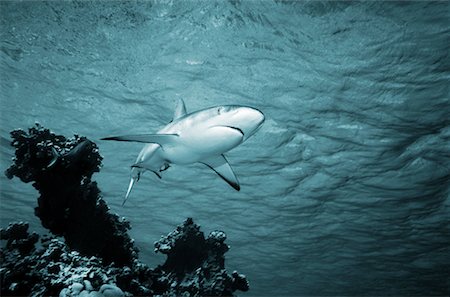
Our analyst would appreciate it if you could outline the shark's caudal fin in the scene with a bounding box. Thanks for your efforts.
[47,147,60,168]
[201,154,240,191]
[173,98,187,120]
[123,177,136,206]
[101,134,179,145]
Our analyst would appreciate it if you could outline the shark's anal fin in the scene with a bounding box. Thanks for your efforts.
[173,98,187,120]
[101,134,179,145]
[201,154,240,191]
[132,163,162,179]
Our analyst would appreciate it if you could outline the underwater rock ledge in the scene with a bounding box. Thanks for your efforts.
[5,123,137,266]
[0,220,248,297]
[153,218,249,296]
[1,124,249,296]
[1,221,152,296]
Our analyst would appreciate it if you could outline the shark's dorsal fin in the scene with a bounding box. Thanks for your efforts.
[173,98,187,121]
[101,134,179,145]
[201,154,240,191]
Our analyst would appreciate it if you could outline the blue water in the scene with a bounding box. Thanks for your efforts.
[1,1,449,296]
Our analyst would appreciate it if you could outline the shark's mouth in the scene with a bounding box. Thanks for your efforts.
[223,126,245,137]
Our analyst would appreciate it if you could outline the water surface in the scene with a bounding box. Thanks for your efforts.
[1,1,449,296]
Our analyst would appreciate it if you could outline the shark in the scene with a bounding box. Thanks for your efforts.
[47,139,93,169]
[101,99,265,205]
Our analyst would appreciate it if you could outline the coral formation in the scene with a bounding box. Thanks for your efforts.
[1,124,249,296]
[0,221,248,296]
[0,221,38,255]
[0,222,151,296]
[5,123,137,266]
[154,218,249,296]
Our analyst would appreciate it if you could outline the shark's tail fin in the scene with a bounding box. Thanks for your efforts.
[122,167,142,206]
[47,147,60,168]
[123,177,137,206]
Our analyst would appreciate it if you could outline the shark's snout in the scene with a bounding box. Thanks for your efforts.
[252,108,265,127]
[233,107,265,139]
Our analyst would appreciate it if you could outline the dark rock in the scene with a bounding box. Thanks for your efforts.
[231,271,250,292]
[4,123,137,266]
[155,217,208,275]
[0,222,39,255]
[154,218,249,296]
[0,220,248,297]
[0,223,152,297]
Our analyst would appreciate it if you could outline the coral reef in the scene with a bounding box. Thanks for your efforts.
[0,221,38,255]
[4,123,137,266]
[0,221,248,297]
[0,222,151,296]
[153,218,249,296]
[1,124,249,296]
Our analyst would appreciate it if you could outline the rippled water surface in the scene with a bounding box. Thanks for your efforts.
[1,1,449,296]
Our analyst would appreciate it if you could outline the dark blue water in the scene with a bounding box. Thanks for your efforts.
[1,1,449,296]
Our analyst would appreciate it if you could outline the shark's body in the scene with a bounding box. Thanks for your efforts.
[102,99,265,205]
[47,139,93,169]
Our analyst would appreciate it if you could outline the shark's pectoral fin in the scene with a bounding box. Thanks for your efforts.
[173,98,187,120]
[101,134,179,145]
[201,155,240,191]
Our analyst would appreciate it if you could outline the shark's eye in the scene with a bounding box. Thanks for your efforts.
[217,107,222,115]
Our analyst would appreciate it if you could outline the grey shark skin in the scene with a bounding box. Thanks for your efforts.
[101,99,265,205]
[47,140,92,169]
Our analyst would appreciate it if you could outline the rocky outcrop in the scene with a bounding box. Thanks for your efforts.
[5,123,137,266]
[0,220,248,297]
[154,218,249,296]
[0,222,151,296]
